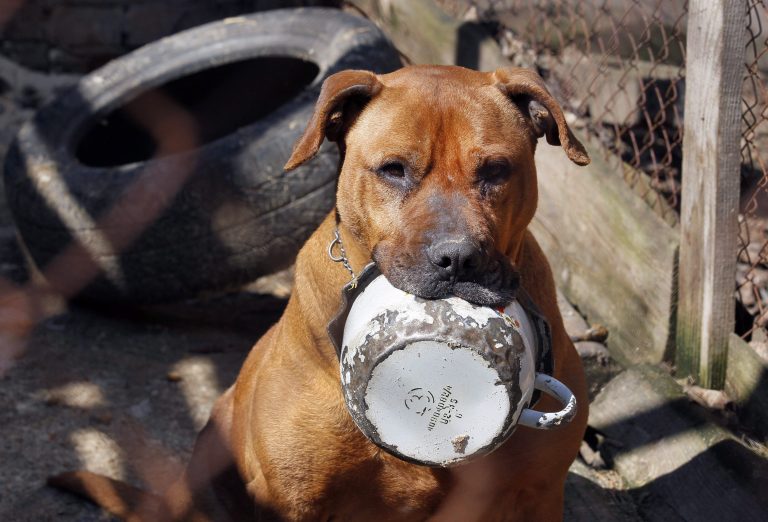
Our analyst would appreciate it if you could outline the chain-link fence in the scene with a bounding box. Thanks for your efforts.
[737,0,768,339]
[461,0,768,340]
[465,0,687,224]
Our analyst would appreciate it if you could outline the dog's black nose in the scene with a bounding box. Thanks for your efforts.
[427,238,482,280]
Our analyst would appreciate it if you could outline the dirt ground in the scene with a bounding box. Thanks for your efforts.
[0,281,286,521]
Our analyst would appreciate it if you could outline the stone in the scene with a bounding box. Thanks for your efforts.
[749,340,768,362]
[590,365,768,520]
[557,289,589,337]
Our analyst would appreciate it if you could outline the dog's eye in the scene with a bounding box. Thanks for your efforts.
[377,161,406,179]
[477,160,512,185]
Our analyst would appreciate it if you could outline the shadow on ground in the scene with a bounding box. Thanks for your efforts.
[0,287,286,521]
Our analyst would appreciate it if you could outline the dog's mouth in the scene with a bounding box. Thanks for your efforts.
[372,249,520,308]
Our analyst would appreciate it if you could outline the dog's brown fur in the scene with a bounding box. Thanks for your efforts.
[50,65,590,521]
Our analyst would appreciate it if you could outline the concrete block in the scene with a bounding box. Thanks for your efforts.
[589,365,768,520]
[726,333,768,442]
[558,289,589,337]
[588,68,644,127]
[553,46,685,127]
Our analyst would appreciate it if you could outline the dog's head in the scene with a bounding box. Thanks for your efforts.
[285,65,588,307]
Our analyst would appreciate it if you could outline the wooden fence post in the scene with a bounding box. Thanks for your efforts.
[676,0,745,389]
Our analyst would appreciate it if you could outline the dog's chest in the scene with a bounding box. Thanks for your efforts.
[258,406,447,520]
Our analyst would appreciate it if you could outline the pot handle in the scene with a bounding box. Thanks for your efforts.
[517,373,578,429]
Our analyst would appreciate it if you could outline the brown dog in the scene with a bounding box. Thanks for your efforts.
[51,65,590,521]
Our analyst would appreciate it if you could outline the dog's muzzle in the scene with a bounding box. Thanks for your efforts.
[328,264,577,467]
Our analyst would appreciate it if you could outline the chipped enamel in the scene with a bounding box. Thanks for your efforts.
[343,276,503,366]
[339,274,576,465]
[517,374,578,429]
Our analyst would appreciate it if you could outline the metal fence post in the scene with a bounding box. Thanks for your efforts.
[676,0,746,389]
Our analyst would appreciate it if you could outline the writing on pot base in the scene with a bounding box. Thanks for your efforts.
[427,386,463,432]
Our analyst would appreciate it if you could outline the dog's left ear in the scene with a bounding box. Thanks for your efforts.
[493,67,590,166]
[284,70,383,171]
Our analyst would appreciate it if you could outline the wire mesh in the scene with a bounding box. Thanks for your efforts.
[737,0,768,338]
[464,0,687,224]
[464,0,768,338]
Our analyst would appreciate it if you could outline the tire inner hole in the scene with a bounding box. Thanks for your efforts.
[75,56,319,167]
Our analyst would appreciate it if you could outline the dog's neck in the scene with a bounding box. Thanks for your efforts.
[287,212,371,371]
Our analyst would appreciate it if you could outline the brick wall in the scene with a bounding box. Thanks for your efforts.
[0,0,338,72]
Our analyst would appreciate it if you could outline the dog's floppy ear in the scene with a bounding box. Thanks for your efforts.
[284,70,382,171]
[493,67,590,166]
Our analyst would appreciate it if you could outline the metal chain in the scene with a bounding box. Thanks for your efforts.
[328,227,359,288]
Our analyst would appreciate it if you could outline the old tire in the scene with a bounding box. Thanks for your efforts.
[4,8,401,303]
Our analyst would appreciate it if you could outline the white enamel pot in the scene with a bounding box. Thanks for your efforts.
[332,266,578,467]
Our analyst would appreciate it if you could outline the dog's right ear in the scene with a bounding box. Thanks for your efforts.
[284,70,382,171]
